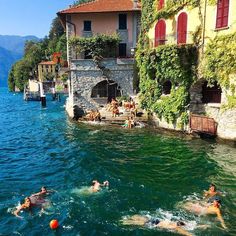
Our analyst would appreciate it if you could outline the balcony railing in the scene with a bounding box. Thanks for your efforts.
[150,31,195,47]
[82,30,93,38]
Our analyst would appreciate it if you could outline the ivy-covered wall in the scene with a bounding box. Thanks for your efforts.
[136,0,236,130]
[136,45,198,125]
[202,32,236,109]
[136,0,200,127]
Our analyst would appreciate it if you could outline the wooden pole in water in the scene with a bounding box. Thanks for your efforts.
[40,82,46,107]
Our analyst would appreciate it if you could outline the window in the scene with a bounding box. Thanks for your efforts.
[84,50,92,59]
[118,43,127,57]
[177,12,188,45]
[162,81,172,95]
[216,0,229,29]
[84,21,91,31]
[154,20,166,47]
[202,81,222,103]
[119,14,127,30]
[158,0,165,10]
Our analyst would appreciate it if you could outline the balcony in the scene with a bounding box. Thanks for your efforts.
[116,29,128,42]
[150,31,195,47]
[82,30,93,38]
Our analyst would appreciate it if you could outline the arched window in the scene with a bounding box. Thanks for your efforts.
[155,20,166,47]
[216,0,229,29]
[202,81,222,103]
[162,80,172,95]
[177,12,188,45]
[158,0,165,10]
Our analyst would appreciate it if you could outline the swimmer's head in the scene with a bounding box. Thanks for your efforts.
[209,183,216,191]
[24,197,31,208]
[177,221,185,226]
[92,180,98,186]
[212,197,221,207]
[41,186,47,193]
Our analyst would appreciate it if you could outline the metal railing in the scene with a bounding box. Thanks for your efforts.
[149,31,194,47]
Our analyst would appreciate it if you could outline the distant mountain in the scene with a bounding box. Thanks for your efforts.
[0,47,22,87]
[0,35,39,87]
[0,35,39,55]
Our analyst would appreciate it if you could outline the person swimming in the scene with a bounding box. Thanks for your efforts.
[13,197,32,218]
[13,187,52,218]
[31,186,53,197]
[91,180,109,192]
[121,214,192,236]
[203,184,222,203]
[183,197,227,229]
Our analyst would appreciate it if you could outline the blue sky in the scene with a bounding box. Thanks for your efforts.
[0,0,74,38]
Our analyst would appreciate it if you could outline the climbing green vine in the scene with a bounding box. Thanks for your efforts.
[69,34,120,59]
[202,32,236,108]
[202,32,236,87]
[136,44,198,123]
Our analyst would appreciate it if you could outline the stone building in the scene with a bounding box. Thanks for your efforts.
[58,0,141,119]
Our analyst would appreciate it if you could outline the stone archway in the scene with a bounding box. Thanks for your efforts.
[91,80,121,104]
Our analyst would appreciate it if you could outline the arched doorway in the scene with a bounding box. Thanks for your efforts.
[177,12,188,45]
[155,19,166,47]
[91,80,121,103]
[202,81,222,103]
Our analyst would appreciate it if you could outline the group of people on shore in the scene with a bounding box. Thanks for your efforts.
[83,97,140,129]
[85,110,101,122]
[106,98,136,118]
[13,183,227,235]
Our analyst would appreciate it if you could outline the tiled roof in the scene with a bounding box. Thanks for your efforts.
[39,61,56,65]
[58,0,141,14]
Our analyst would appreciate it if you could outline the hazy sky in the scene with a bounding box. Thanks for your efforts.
[0,0,74,38]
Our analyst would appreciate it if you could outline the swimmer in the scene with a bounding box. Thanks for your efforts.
[91,180,109,192]
[203,184,222,202]
[13,197,32,219]
[183,197,227,229]
[31,186,53,197]
[121,215,192,236]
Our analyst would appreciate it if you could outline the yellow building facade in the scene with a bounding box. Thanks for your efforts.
[148,0,236,49]
[38,61,57,82]
[140,0,236,140]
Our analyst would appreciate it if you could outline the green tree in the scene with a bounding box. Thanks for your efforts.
[13,59,32,91]
[8,66,15,91]
[8,16,67,91]
[73,0,94,6]
[49,17,64,40]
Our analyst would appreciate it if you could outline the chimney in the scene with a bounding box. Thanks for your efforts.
[133,0,138,9]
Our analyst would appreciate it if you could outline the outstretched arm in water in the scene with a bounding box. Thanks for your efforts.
[216,210,227,229]
[175,227,193,236]
[13,206,23,219]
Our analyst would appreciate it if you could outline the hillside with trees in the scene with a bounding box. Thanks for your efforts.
[8,17,66,91]
[0,35,38,87]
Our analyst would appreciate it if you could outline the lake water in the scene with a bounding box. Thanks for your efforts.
[0,87,235,236]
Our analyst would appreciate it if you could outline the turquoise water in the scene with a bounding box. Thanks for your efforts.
[0,87,236,236]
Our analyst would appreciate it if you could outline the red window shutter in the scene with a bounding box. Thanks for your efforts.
[155,20,166,47]
[216,0,229,29]
[177,12,187,44]
[158,0,165,10]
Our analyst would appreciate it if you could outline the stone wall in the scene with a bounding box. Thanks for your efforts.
[66,58,134,119]
[189,80,236,141]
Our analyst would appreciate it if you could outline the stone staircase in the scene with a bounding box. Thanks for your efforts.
[99,106,148,124]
